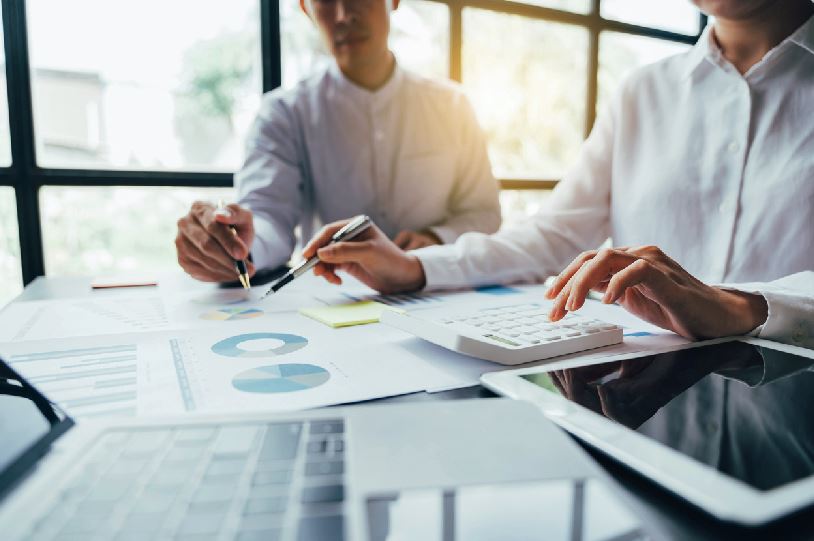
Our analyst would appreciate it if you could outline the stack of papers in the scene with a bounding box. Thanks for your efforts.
[0,273,689,420]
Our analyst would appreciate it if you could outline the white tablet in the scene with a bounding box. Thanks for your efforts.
[481,337,814,525]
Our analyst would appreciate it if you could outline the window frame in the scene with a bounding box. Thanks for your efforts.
[0,0,705,286]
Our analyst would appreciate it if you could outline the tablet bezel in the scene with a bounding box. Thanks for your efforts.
[481,337,814,525]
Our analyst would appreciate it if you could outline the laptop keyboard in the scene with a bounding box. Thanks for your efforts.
[25,420,346,541]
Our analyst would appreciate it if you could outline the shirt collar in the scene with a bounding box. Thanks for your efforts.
[680,24,718,80]
[790,12,814,56]
[328,59,404,109]
[682,14,814,80]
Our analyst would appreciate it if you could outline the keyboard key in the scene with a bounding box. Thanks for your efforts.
[120,513,166,533]
[237,530,282,541]
[173,428,216,446]
[563,330,582,337]
[165,446,205,462]
[205,458,247,476]
[123,430,169,457]
[307,440,328,455]
[301,484,344,504]
[176,512,225,535]
[244,497,287,515]
[305,461,344,476]
[130,494,176,514]
[84,482,129,502]
[297,515,344,541]
[249,484,290,499]
[212,426,259,458]
[193,484,237,503]
[309,420,344,435]
[238,513,286,531]
[255,460,295,473]
[259,423,303,460]
[253,470,293,486]
[60,514,110,535]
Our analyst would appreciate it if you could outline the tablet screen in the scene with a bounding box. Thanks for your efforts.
[522,341,814,492]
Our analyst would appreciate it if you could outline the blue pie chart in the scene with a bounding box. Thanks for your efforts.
[211,333,308,358]
[232,364,330,393]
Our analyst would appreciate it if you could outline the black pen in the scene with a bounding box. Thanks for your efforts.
[217,200,251,290]
[261,214,372,299]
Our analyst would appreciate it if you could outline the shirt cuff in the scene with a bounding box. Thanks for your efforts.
[427,224,460,245]
[722,284,814,349]
[412,245,470,291]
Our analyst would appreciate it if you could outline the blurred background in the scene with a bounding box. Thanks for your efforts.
[0,0,705,305]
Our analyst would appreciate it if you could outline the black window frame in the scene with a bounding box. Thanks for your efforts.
[0,0,705,286]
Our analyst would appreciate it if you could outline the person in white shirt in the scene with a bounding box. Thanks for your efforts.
[303,0,814,350]
[174,0,500,282]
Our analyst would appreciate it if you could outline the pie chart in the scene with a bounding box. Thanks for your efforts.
[200,307,264,321]
[211,332,308,358]
[232,364,330,393]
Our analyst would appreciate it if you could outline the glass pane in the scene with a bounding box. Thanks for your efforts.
[0,187,23,306]
[281,0,450,88]
[27,0,261,172]
[463,9,588,178]
[520,0,590,14]
[0,1,11,167]
[601,0,701,35]
[598,32,691,114]
[40,186,234,277]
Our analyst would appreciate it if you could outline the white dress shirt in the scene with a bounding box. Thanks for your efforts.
[235,62,501,270]
[414,17,814,349]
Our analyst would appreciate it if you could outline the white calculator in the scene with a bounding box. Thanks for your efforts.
[381,302,623,365]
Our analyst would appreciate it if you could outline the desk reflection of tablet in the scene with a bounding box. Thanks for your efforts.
[483,338,814,525]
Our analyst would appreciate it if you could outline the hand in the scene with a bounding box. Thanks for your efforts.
[302,219,426,293]
[393,229,442,251]
[175,201,256,283]
[544,245,768,340]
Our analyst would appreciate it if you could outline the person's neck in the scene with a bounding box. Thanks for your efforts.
[713,0,814,74]
[340,50,395,91]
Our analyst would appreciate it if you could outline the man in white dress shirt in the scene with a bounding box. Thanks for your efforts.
[304,0,814,349]
[174,0,500,282]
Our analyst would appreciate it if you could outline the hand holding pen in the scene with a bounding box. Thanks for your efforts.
[175,201,256,285]
[216,200,252,289]
[264,215,426,298]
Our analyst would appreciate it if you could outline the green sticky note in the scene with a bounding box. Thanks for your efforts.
[299,301,400,328]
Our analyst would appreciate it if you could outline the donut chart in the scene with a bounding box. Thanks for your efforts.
[232,364,330,393]
[211,333,308,358]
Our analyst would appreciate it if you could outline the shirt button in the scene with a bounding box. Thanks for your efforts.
[374,131,384,142]
[718,201,734,214]
[727,141,740,153]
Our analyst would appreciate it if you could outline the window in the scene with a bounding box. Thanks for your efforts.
[463,9,588,179]
[601,0,701,35]
[0,187,22,306]
[27,0,261,172]
[0,1,10,167]
[40,186,234,277]
[3,0,703,287]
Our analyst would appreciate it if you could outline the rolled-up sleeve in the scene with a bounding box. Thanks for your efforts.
[235,94,306,270]
[428,95,501,243]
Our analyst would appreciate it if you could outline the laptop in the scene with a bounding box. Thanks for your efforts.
[483,337,814,525]
[0,356,656,541]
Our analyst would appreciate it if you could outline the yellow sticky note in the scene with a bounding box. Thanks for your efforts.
[299,301,400,328]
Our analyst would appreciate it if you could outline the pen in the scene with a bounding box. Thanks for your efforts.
[217,200,251,290]
[261,214,372,299]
